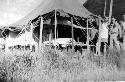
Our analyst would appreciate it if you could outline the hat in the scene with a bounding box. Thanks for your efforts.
[112,17,116,20]
[103,17,108,22]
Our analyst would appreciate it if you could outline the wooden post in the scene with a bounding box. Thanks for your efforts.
[123,33,125,50]
[98,17,101,56]
[30,22,34,51]
[24,26,26,52]
[104,0,107,17]
[57,28,58,38]
[71,17,74,51]
[108,0,113,50]
[87,18,89,52]
[39,16,43,52]
[77,37,79,42]
[55,9,57,50]
[49,30,52,42]
[109,0,113,24]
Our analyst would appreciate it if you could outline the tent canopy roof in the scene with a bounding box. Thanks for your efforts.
[2,0,92,27]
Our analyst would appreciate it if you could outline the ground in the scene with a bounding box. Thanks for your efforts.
[0,47,125,82]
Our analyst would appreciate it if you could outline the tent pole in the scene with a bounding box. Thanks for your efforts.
[104,0,107,17]
[77,37,79,42]
[98,17,101,56]
[49,30,52,42]
[57,28,58,38]
[24,25,26,52]
[109,0,113,24]
[39,16,43,52]
[55,9,57,50]
[87,18,89,52]
[71,17,74,51]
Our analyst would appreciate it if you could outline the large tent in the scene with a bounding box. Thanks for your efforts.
[1,0,92,27]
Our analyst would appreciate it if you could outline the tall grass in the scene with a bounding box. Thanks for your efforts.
[0,47,125,82]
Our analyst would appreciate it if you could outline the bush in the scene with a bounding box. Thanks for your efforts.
[106,49,121,69]
[0,51,36,82]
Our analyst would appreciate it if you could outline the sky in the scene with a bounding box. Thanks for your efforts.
[0,0,44,26]
[0,0,87,27]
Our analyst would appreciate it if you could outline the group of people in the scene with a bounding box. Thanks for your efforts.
[96,14,125,55]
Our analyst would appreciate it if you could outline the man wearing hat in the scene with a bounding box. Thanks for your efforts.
[109,17,122,51]
[120,14,125,50]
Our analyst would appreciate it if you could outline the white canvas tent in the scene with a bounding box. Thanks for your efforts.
[1,0,93,52]
[2,0,92,27]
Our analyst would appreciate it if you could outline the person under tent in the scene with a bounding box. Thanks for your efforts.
[109,17,122,51]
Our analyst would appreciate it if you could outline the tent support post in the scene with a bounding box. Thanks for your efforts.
[104,0,107,17]
[39,16,43,52]
[57,28,58,38]
[109,0,113,24]
[49,30,52,42]
[71,17,74,51]
[98,17,101,56]
[77,37,79,42]
[87,18,89,52]
[55,9,57,50]
[24,27,26,52]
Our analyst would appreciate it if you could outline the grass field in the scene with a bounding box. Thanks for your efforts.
[0,47,125,82]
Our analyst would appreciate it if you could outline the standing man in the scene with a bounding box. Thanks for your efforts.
[109,18,122,51]
[120,15,125,50]
[100,17,109,54]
